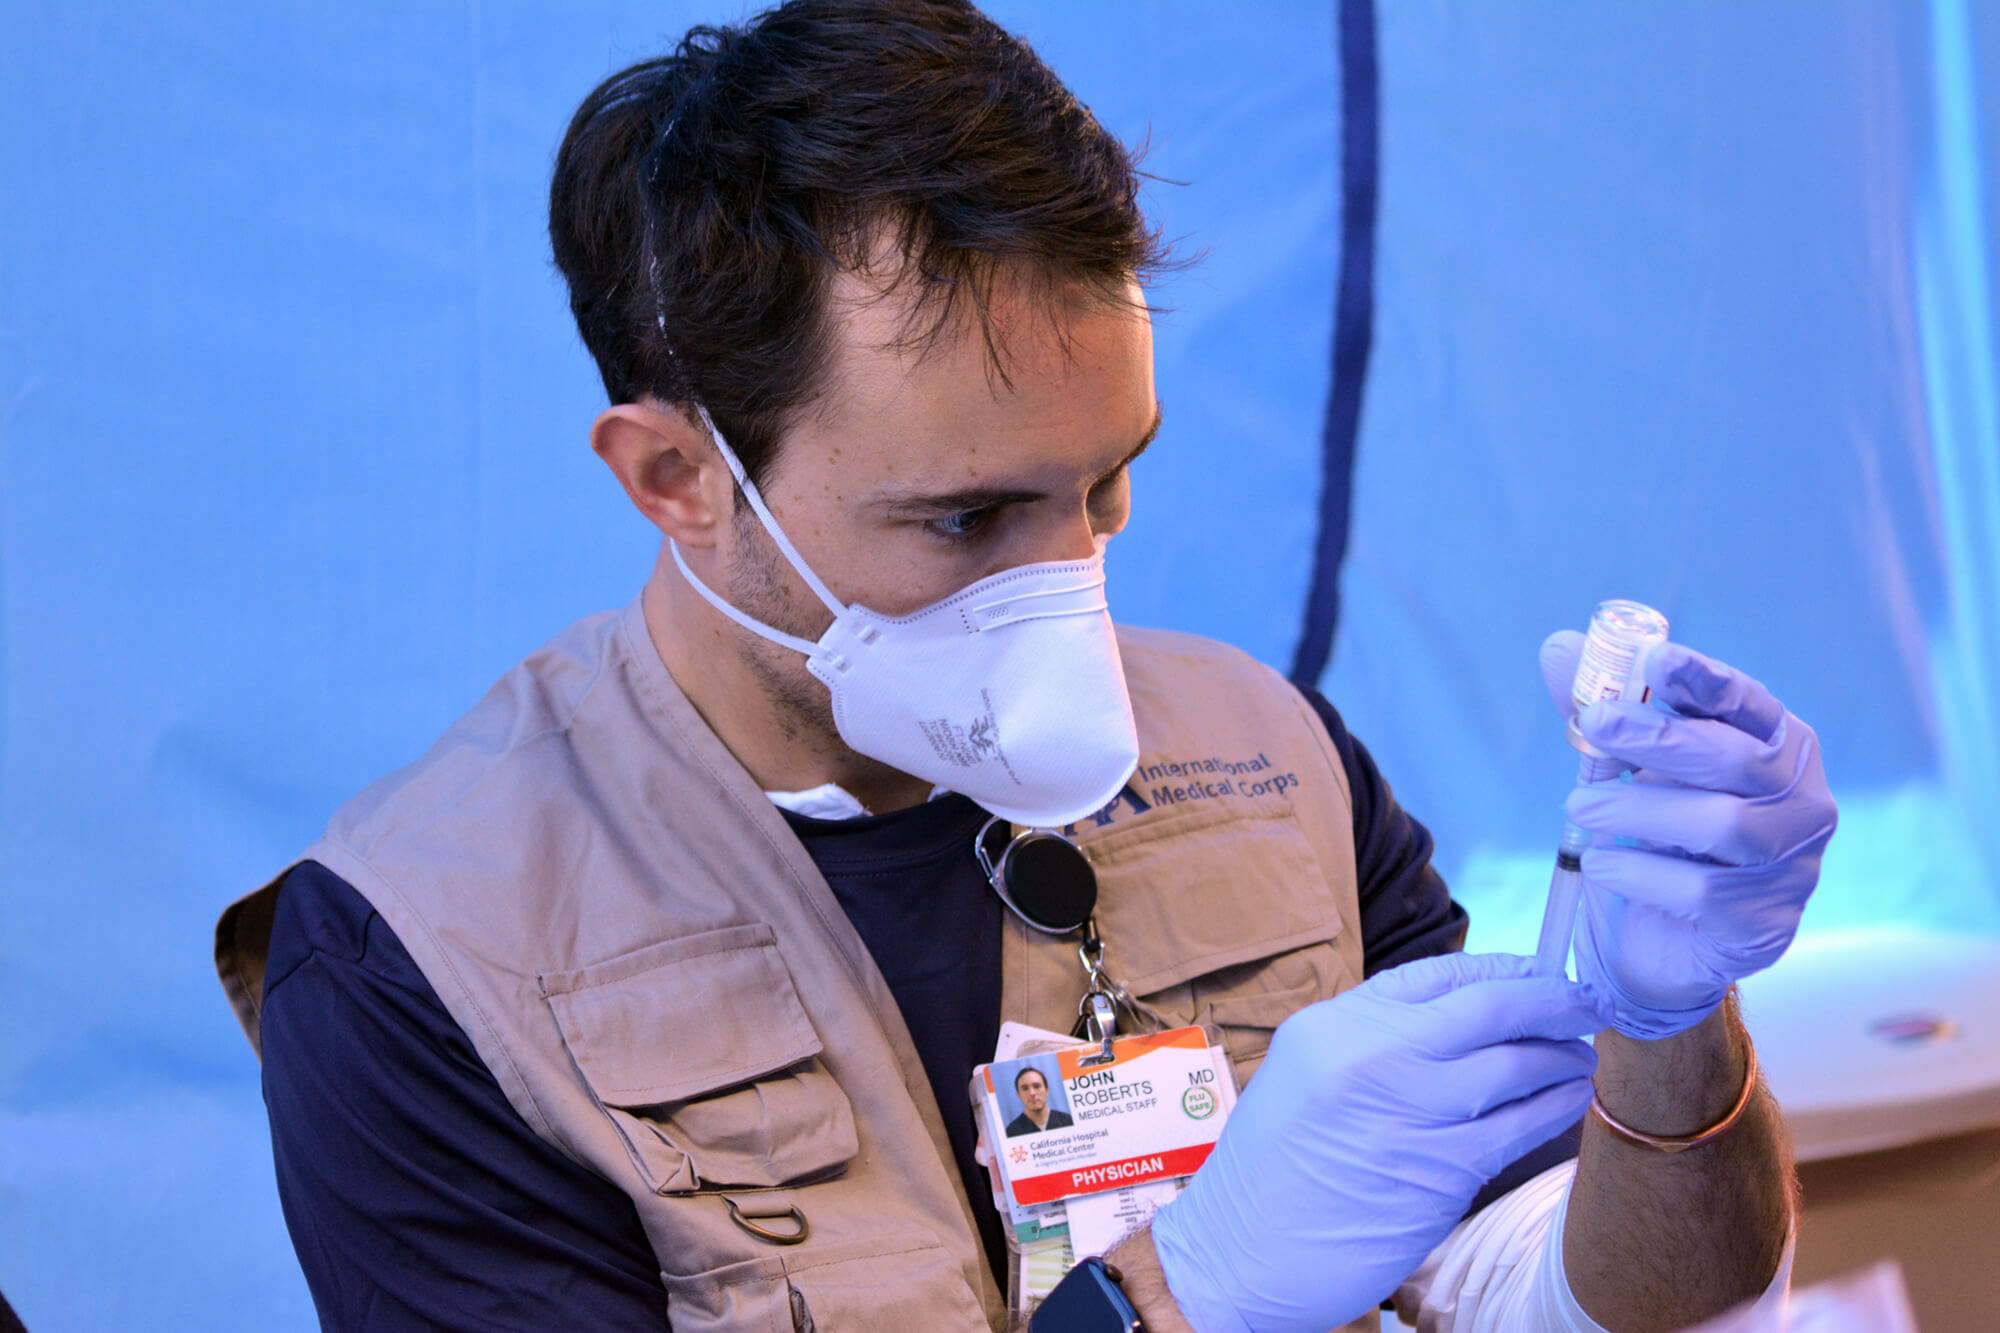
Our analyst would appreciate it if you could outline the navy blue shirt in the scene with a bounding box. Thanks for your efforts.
[261,690,1530,1331]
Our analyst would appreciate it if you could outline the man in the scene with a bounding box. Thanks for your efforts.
[215,2,1835,1330]
[1006,1067,1071,1137]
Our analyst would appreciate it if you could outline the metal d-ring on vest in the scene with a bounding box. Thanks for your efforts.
[725,1196,811,1246]
[974,816,1143,1067]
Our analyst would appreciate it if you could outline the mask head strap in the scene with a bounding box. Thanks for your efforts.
[668,541,820,656]
[691,404,847,620]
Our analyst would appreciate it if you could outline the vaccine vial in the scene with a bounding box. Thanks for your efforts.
[1567,599,1670,759]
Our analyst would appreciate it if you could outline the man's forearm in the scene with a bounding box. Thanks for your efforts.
[1564,996,1795,1332]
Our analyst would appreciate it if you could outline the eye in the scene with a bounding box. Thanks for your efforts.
[926,508,997,543]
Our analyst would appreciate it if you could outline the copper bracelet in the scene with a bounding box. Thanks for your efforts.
[1589,1043,1759,1154]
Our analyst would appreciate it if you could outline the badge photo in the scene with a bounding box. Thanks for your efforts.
[999,1056,1075,1138]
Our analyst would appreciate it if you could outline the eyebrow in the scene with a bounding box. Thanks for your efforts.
[879,403,1164,517]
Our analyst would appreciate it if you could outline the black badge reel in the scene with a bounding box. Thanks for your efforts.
[975,815,1098,934]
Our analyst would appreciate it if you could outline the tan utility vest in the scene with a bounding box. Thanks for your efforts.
[216,600,1373,1332]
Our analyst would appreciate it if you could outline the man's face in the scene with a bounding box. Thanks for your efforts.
[712,265,1159,752]
[1017,1069,1049,1115]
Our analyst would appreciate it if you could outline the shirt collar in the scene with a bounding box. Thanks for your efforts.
[764,781,953,821]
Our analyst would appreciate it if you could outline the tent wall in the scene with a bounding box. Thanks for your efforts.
[1324,0,2000,948]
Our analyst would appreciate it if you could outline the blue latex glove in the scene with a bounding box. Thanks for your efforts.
[1539,632,1838,1039]
[1150,952,1611,1333]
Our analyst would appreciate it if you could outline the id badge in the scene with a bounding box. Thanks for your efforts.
[971,1024,1238,1320]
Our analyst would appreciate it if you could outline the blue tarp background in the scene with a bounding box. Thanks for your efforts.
[2,3,1994,1328]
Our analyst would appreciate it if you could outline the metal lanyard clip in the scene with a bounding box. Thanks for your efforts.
[1073,919,1136,1067]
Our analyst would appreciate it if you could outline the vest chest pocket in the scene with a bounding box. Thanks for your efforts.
[1079,801,1360,1082]
[542,923,859,1195]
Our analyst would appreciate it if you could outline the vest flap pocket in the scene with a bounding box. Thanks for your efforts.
[545,923,821,1105]
[1197,974,1327,1081]
[544,924,859,1193]
[661,1234,987,1333]
[782,1235,990,1332]
[1200,978,1315,1032]
[1084,802,1344,997]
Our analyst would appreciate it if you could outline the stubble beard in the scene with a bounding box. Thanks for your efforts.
[723,499,906,795]
[726,503,839,748]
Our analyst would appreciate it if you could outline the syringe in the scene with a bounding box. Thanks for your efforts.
[1533,599,1671,978]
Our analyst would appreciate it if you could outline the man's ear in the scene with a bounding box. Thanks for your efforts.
[591,401,733,547]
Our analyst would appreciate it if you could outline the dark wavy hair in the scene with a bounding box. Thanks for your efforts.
[548,0,1169,486]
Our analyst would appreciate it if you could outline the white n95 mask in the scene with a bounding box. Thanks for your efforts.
[669,407,1140,829]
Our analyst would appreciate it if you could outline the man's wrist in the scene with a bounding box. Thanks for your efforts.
[1592,993,1748,1138]
[1106,1226,1197,1333]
